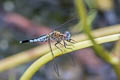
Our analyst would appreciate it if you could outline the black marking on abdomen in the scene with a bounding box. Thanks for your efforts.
[20,40,29,43]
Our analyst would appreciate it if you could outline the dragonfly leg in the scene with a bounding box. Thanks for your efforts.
[55,42,64,53]
[63,40,76,66]
[69,39,77,43]
[63,39,73,49]
[48,37,55,58]
[65,39,78,48]
[48,37,61,78]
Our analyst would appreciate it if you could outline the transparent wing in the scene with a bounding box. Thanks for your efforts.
[52,17,79,32]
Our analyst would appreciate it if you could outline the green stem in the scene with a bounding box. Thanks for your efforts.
[20,33,120,80]
[74,0,120,79]
[112,64,120,80]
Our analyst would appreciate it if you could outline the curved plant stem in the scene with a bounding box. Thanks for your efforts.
[20,33,120,80]
[74,0,120,79]
[75,0,112,64]
[0,25,120,72]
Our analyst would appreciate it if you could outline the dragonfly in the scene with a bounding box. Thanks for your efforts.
[20,18,77,78]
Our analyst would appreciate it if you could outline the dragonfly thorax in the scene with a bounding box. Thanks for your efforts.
[49,31,71,42]
[50,31,65,41]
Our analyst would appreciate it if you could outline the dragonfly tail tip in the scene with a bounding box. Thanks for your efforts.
[19,41,22,44]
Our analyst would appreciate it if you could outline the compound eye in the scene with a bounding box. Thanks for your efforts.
[64,31,71,40]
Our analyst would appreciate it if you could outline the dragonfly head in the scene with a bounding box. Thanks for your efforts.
[64,31,71,41]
